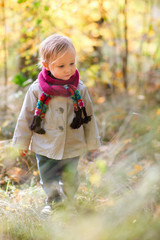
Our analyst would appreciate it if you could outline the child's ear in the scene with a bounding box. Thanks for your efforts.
[42,61,49,70]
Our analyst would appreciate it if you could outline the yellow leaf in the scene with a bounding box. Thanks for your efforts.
[123,139,132,144]
[148,30,155,37]
[33,171,39,176]
[15,189,20,193]
[134,164,142,171]
[116,71,123,79]
[128,164,142,176]
[156,109,160,115]
[89,173,101,187]
[108,40,114,46]
[97,97,105,104]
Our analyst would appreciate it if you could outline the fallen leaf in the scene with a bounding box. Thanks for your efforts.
[97,96,105,103]
[33,171,39,176]
[128,164,143,176]
[123,139,132,144]
[6,167,28,183]
[134,164,142,171]
[89,173,101,187]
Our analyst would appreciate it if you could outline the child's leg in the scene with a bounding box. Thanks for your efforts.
[36,154,79,204]
[36,154,63,204]
[60,157,80,199]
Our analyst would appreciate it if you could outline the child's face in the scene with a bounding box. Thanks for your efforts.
[47,49,76,80]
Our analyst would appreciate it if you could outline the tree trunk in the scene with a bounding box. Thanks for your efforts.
[122,0,128,90]
[2,0,8,86]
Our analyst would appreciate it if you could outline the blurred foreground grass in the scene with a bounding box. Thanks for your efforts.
[1,88,160,239]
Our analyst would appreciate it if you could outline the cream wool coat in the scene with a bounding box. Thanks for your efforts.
[12,79,101,160]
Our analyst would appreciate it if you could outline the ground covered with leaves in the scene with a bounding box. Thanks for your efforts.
[1,89,160,240]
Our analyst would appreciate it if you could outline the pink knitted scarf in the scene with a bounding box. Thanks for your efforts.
[38,67,79,95]
[30,68,91,134]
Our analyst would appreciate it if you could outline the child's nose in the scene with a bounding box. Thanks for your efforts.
[65,67,71,73]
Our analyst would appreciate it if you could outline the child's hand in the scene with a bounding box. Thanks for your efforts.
[18,149,28,156]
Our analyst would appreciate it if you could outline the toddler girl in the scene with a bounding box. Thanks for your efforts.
[12,34,101,214]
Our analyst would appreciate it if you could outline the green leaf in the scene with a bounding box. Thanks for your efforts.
[36,19,42,25]
[17,0,27,3]
[44,5,49,11]
[33,1,40,8]
[95,159,107,174]
[11,73,27,87]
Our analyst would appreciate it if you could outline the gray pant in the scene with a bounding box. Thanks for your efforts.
[36,154,80,204]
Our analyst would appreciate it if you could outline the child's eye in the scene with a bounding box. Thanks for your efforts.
[58,65,64,68]
[70,63,75,66]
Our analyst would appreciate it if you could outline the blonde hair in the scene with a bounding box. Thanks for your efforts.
[38,34,76,68]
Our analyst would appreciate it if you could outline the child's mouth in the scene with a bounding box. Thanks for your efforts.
[65,74,71,78]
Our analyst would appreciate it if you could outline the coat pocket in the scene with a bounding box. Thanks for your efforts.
[70,126,86,144]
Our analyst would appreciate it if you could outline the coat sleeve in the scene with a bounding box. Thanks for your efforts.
[82,85,101,151]
[12,83,38,150]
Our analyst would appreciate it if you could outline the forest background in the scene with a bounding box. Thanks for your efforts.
[1,0,160,239]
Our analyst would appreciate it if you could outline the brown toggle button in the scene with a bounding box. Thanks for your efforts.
[59,107,64,113]
[58,126,64,131]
